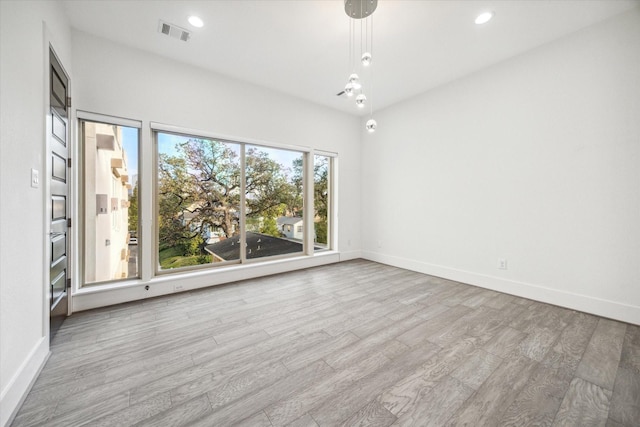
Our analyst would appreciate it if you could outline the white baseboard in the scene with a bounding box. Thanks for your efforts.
[339,250,362,261]
[362,251,640,326]
[1,337,50,427]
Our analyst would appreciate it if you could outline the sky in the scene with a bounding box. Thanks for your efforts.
[157,132,302,174]
[120,130,305,182]
[121,126,139,177]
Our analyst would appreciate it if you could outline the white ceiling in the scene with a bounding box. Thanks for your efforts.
[63,0,639,116]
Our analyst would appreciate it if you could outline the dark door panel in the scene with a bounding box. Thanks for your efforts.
[49,47,70,340]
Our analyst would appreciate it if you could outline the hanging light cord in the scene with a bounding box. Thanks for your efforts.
[360,1,363,62]
[369,11,374,118]
[371,11,374,60]
[352,15,356,71]
[348,14,352,73]
[365,10,369,54]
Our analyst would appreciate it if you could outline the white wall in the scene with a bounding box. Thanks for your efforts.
[0,1,72,425]
[70,31,362,310]
[362,9,640,325]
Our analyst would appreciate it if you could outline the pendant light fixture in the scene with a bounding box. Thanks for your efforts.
[344,0,378,132]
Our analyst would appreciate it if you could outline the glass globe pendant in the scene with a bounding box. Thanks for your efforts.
[366,118,377,133]
[361,52,372,66]
[343,0,379,134]
[349,73,361,90]
[344,83,354,97]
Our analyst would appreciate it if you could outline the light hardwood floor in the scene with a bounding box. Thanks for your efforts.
[11,260,640,426]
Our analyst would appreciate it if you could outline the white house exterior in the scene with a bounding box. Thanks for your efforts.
[277,216,303,240]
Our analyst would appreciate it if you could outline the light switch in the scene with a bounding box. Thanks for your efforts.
[31,168,39,188]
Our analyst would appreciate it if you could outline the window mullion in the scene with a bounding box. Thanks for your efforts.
[239,143,247,263]
[304,152,314,255]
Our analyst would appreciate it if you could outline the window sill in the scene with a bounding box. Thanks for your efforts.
[72,250,341,310]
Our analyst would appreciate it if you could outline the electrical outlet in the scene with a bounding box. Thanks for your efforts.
[174,284,185,292]
[498,258,508,270]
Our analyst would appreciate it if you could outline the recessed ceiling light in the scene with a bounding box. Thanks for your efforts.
[188,15,204,28]
[475,11,494,25]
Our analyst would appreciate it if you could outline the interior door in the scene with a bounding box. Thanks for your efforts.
[49,47,70,339]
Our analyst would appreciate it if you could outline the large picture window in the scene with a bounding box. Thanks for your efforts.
[156,131,313,272]
[81,117,140,285]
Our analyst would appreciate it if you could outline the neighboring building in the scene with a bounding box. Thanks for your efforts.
[84,122,132,282]
[277,216,304,240]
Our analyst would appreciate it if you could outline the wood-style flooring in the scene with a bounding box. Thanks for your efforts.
[11,260,640,426]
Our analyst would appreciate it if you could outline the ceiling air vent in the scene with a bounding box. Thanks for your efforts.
[158,20,191,42]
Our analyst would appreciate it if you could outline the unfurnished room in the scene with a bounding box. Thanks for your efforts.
[1,1,639,426]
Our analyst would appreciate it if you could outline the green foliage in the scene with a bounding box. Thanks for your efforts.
[261,216,281,238]
[196,254,211,264]
[315,221,328,245]
[158,246,212,269]
[186,234,204,256]
[293,155,329,220]
[160,254,212,269]
[245,217,261,233]
[128,184,138,233]
[158,245,183,259]
[313,156,329,221]
[311,156,329,246]
[257,203,287,238]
